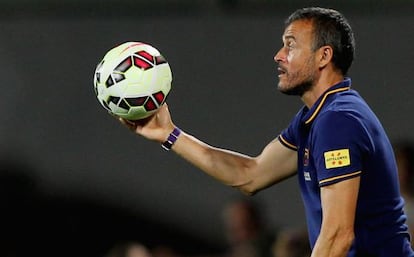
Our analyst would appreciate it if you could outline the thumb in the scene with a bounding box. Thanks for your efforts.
[119,117,136,131]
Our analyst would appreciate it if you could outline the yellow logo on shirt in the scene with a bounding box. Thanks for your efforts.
[324,149,351,169]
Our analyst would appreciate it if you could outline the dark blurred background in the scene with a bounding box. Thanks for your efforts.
[0,0,413,256]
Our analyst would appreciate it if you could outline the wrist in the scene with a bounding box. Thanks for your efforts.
[161,127,181,151]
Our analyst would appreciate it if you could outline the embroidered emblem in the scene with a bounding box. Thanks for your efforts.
[324,149,351,169]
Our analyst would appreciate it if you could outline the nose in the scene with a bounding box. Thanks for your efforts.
[274,47,285,63]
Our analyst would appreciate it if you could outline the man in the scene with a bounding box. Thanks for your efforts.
[120,7,414,257]
[221,199,275,257]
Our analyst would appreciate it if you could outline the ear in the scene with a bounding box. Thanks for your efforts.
[317,45,334,69]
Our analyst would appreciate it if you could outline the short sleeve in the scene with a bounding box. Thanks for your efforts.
[311,111,366,187]
[278,110,303,151]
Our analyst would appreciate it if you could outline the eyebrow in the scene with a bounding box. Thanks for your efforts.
[283,35,296,41]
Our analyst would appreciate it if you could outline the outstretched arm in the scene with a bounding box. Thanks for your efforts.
[120,104,297,195]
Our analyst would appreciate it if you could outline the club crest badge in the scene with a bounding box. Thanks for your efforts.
[303,148,309,166]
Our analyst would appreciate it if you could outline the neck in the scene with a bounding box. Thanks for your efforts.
[301,72,344,108]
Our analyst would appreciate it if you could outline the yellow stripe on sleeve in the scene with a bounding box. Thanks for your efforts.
[278,135,298,150]
[319,171,362,185]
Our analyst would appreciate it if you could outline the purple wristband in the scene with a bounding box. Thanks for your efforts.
[161,127,181,151]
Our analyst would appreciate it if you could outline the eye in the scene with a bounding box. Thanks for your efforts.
[287,40,294,49]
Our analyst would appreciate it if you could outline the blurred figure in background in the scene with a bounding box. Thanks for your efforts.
[221,198,275,257]
[105,241,153,257]
[394,141,414,247]
[272,228,310,257]
[151,245,182,257]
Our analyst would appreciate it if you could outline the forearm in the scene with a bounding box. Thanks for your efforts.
[171,131,256,190]
[311,229,354,257]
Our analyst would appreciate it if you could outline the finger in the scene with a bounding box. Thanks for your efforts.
[119,117,136,130]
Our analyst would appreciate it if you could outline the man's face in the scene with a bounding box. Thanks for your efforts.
[274,19,318,96]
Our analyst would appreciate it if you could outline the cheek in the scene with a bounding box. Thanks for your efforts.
[287,51,293,63]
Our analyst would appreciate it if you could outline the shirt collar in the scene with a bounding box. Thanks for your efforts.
[302,78,352,125]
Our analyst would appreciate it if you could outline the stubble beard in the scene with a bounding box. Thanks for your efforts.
[278,75,314,96]
[277,57,316,97]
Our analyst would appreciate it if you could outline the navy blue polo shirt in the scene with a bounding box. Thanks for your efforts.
[278,78,412,256]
